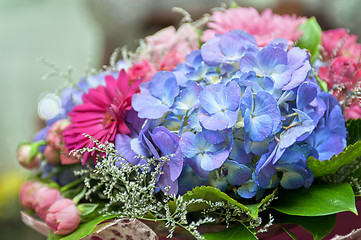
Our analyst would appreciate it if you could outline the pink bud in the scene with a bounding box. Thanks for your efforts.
[44,145,60,165]
[46,119,70,150]
[127,59,157,82]
[45,199,81,235]
[32,187,63,219]
[19,181,44,210]
[60,148,80,165]
[17,143,42,169]
[159,50,185,71]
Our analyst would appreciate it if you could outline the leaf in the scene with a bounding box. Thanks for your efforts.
[47,214,117,240]
[203,223,257,240]
[346,119,361,145]
[78,203,99,216]
[181,186,254,218]
[271,183,357,216]
[282,227,297,240]
[276,213,336,240]
[296,17,322,63]
[245,188,277,219]
[307,141,361,177]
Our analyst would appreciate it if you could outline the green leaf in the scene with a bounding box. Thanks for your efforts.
[271,183,357,216]
[346,119,361,145]
[245,188,277,219]
[307,141,361,177]
[78,203,99,216]
[203,223,257,240]
[47,214,117,240]
[296,17,322,63]
[181,186,253,218]
[282,227,297,240]
[314,73,328,92]
[276,214,336,240]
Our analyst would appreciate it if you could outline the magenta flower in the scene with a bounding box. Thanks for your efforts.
[321,28,361,62]
[32,187,63,219]
[19,181,44,210]
[319,56,361,120]
[63,70,141,164]
[202,7,306,47]
[45,199,81,235]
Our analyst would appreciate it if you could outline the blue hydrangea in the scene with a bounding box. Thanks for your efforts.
[127,30,347,198]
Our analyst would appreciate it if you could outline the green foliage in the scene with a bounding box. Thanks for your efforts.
[276,213,336,240]
[296,17,322,63]
[346,119,361,145]
[47,214,117,240]
[282,227,297,240]
[245,189,278,219]
[271,183,357,216]
[307,141,361,177]
[182,186,250,215]
[203,223,257,240]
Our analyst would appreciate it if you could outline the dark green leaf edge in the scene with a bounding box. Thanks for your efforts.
[271,183,357,217]
[307,140,361,178]
[276,214,336,240]
[181,186,251,215]
[203,222,257,240]
[346,119,361,145]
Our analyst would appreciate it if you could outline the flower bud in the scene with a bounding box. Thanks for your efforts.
[32,187,63,219]
[44,145,60,165]
[17,143,43,169]
[19,181,44,210]
[45,199,81,235]
[46,119,70,150]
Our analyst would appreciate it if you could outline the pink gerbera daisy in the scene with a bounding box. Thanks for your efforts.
[202,7,306,47]
[63,70,140,164]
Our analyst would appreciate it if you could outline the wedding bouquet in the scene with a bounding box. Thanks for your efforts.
[17,4,361,240]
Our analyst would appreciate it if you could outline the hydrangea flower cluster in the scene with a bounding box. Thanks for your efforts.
[125,30,346,197]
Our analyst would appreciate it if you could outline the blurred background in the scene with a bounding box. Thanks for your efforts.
[1,0,360,239]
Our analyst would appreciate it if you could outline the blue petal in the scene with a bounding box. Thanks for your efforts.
[151,126,179,155]
[132,94,169,119]
[198,108,239,131]
[237,180,260,199]
[296,82,318,110]
[201,37,225,66]
[177,165,208,195]
[282,47,311,90]
[224,160,252,186]
[179,132,198,158]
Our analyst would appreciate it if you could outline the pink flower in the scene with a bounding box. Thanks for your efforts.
[63,70,141,164]
[17,143,42,169]
[32,187,63,219]
[45,199,81,235]
[139,23,198,67]
[43,145,60,165]
[45,119,79,165]
[19,181,44,210]
[344,102,361,120]
[127,59,157,82]
[319,56,361,120]
[159,50,185,71]
[46,119,70,150]
[202,7,306,47]
[321,28,361,62]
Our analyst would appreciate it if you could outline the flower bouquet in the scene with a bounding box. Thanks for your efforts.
[17,4,361,240]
